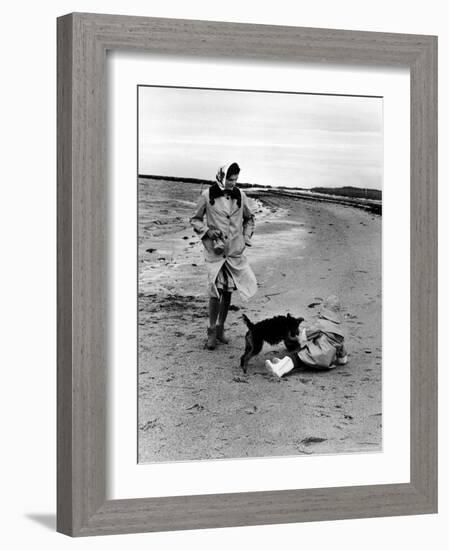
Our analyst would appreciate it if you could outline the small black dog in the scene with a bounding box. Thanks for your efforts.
[240,313,304,373]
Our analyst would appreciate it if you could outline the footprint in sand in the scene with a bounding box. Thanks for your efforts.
[140,418,159,431]
[233,377,249,384]
[300,436,327,446]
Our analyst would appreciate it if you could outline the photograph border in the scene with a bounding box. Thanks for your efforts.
[57,12,437,536]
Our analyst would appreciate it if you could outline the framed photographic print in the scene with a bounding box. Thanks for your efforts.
[57,13,437,536]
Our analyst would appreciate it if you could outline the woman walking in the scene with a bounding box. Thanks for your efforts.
[190,162,257,349]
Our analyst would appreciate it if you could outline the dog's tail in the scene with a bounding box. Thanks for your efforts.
[242,313,254,330]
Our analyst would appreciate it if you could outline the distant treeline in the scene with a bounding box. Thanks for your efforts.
[139,175,381,200]
[309,186,382,200]
[140,174,271,188]
[139,174,213,185]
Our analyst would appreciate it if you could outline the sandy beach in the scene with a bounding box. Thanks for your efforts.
[138,178,382,462]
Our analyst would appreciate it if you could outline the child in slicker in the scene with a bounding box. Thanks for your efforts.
[190,162,257,350]
[265,295,348,377]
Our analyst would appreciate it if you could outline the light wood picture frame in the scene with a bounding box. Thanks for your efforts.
[57,12,437,536]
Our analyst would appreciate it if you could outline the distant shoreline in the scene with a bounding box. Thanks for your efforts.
[138,174,382,215]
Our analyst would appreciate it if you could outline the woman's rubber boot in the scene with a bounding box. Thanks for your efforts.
[216,324,229,344]
[206,327,217,350]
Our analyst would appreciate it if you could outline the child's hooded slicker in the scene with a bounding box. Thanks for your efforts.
[297,295,348,368]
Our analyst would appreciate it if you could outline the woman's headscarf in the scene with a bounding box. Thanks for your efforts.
[215,163,232,190]
[209,162,242,207]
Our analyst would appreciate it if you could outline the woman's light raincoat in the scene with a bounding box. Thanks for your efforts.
[190,163,258,300]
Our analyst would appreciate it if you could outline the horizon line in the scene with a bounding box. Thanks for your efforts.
[138,174,382,193]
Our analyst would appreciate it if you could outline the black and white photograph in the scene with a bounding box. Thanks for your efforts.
[137,85,383,463]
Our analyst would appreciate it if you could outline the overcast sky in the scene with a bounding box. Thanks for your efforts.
[138,86,383,189]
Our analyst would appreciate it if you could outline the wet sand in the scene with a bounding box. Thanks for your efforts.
[138,178,382,462]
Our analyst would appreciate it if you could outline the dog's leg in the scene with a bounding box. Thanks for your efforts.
[240,334,265,374]
[251,336,264,357]
[240,332,254,373]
